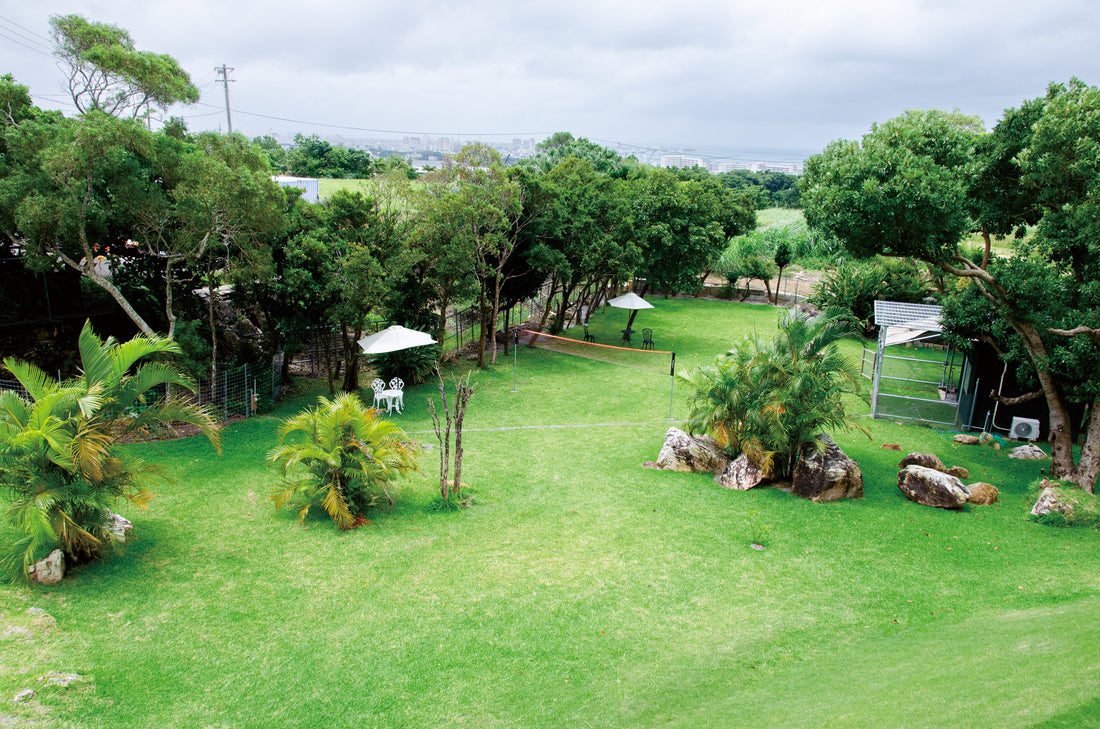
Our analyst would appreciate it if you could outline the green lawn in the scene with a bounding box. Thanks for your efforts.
[3,299,1099,728]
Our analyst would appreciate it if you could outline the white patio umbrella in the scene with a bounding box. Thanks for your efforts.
[607,293,655,311]
[357,325,437,355]
[607,293,655,343]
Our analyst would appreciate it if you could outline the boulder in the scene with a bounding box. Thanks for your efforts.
[946,466,970,480]
[27,549,64,585]
[715,455,767,490]
[656,427,731,475]
[953,434,981,445]
[1010,444,1048,460]
[897,465,969,508]
[104,510,133,542]
[791,435,863,502]
[966,482,999,505]
[898,452,947,471]
[1031,484,1075,517]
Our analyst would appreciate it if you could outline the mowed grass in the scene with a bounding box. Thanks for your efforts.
[3,299,1100,728]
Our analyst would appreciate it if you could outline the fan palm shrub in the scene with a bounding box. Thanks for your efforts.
[268,393,421,529]
[0,321,221,581]
[681,307,867,478]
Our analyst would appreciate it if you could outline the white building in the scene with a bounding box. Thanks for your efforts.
[272,175,320,204]
[660,154,705,169]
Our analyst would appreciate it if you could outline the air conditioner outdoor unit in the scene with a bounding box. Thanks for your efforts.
[1011,417,1041,441]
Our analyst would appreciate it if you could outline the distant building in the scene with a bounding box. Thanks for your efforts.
[272,175,320,204]
[660,154,704,169]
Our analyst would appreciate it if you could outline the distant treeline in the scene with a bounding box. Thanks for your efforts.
[255,134,801,207]
[673,166,801,208]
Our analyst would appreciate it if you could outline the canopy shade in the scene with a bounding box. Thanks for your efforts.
[357,325,437,355]
[607,293,654,310]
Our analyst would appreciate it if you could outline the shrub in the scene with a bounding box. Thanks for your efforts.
[681,307,867,478]
[268,393,421,528]
[0,322,220,581]
[808,258,933,333]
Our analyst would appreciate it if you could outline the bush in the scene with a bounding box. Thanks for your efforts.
[808,258,933,333]
[681,307,867,478]
[370,344,442,386]
[268,393,421,528]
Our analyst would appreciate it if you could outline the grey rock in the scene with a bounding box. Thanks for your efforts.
[104,510,133,543]
[897,465,969,508]
[1031,486,1075,517]
[898,452,947,471]
[1010,444,1048,460]
[12,689,34,704]
[715,455,767,490]
[792,435,864,502]
[655,427,731,475]
[27,550,64,585]
[953,434,981,445]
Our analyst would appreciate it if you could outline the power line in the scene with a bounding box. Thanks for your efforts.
[0,14,52,48]
[0,29,52,58]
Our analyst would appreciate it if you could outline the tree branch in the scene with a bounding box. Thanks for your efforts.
[1050,325,1100,345]
[989,389,1043,406]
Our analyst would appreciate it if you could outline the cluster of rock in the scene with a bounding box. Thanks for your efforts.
[895,452,998,508]
[649,427,863,502]
[26,511,133,585]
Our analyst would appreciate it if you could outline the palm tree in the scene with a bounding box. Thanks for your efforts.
[0,321,221,581]
[268,393,421,529]
[682,307,866,478]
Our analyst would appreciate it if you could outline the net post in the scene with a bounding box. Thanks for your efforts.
[668,351,676,420]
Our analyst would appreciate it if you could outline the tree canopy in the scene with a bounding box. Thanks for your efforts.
[801,82,1100,493]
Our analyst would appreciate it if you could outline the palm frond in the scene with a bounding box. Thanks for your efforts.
[2,357,57,402]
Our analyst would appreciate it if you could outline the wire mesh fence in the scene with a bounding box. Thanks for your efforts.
[0,358,282,424]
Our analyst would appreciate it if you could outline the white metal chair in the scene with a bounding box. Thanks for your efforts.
[370,378,388,410]
[386,378,405,413]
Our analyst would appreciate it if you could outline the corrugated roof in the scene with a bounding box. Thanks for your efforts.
[873,300,943,331]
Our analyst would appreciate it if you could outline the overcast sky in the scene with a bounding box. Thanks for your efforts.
[1,1,1098,164]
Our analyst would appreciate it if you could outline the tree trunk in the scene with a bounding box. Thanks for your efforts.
[1072,398,1100,494]
[206,257,218,386]
[774,266,785,305]
[1010,317,1078,482]
[488,273,504,366]
[537,275,560,332]
[624,280,649,332]
[476,282,490,368]
[550,281,577,334]
[341,325,362,392]
[451,374,474,495]
[435,293,451,354]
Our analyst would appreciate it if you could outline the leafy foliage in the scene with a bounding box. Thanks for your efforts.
[267,393,421,529]
[808,258,933,333]
[0,322,220,581]
[681,307,866,477]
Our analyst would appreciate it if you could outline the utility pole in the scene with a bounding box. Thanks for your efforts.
[215,64,234,134]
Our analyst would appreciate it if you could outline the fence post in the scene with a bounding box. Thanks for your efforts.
[223,370,228,422]
[244,364,249,417]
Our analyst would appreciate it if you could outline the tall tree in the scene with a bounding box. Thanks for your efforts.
[50,14,198,120]
[802,92,1100,492]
